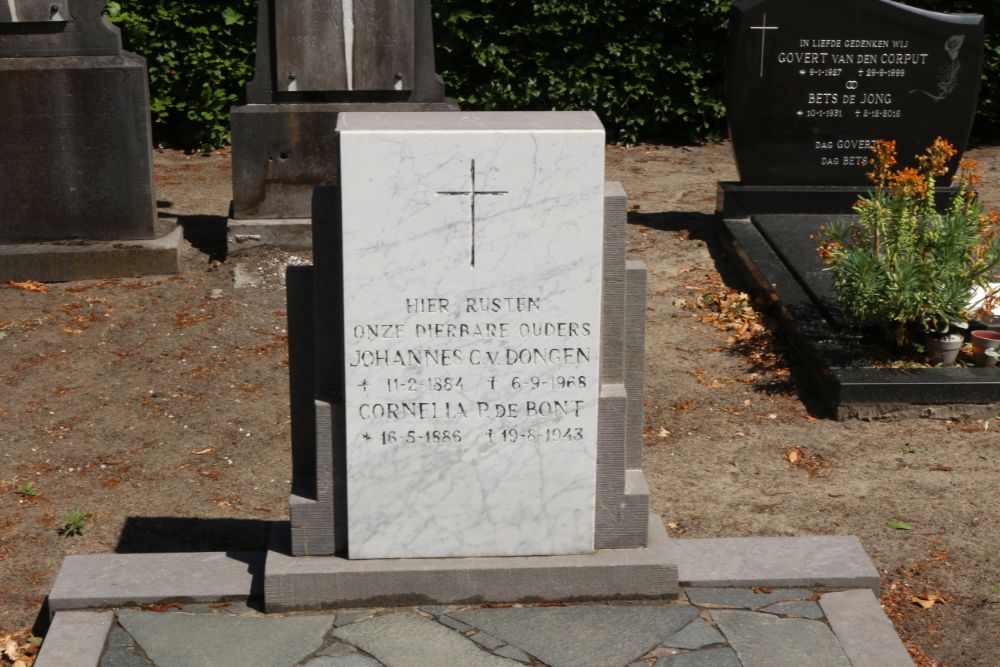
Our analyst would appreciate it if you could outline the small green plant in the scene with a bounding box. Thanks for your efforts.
[819,138,1000,350]
[58,508,88,537]
[14,481,38,498]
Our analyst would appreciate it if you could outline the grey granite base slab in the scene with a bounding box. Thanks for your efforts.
[820,590,915,666]
[265,516,678,612]
[48,552,263,613]
[670,536,880,592]
[35,611,113,667]
[0,227,182,283]
[227,218,313,254]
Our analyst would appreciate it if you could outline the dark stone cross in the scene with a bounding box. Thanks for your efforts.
[437,159,508,268]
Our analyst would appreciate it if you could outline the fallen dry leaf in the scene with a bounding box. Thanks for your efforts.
[910,593,946,610]
[192,448,216,456]
[6,280,51,293]
[787,447,804,464]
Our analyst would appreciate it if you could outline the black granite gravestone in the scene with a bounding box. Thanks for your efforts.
[228,0,458,253]
[0,0,179,281]
[725,0,984,189]
[717,0,1000,418]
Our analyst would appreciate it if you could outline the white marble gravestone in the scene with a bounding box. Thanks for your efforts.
[338,112,606,559]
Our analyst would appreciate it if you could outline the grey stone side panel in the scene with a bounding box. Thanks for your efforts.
[291,399,345,556]
[286,266,317,498]
[600,181,627,386]
[593,183,649,550]
[624,260,648,469]
[34,611,112,667]
[594,384,626,550]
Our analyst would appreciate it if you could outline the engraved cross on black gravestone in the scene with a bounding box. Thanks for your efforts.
[750,14,779,78]
[436,159,509,268]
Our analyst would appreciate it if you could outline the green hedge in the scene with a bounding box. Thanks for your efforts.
[106,0,257,148]
[106,1,1000,149]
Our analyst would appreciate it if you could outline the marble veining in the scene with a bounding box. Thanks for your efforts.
[338,112,605,559]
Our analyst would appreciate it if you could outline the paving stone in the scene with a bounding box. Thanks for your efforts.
[819,590,915,667]
[303,655,383,667]
[37,611,114,667]
[686,588,812,610]
[99,627,154,667]
[470,631,506,650]
[319,642,359,657]
[117,610,334,667]
[418,606,456,616]
[452,605,699,667]
[333,612,517,667]
[671,536,879,591]
[661,618,726,649]
[760,600,825,620]
[655,647,741,667]
[436,615,474,632]
[334,610,377,627]
[712,610,851,667]
[494,645,532,663]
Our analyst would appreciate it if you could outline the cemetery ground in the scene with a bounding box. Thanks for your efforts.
[1,144,999,667]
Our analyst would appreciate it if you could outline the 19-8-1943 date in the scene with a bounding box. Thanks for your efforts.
[374,427,585,446]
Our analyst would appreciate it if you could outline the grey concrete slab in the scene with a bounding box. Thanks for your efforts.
[469,631,506,650]
[451,605,699,667]
[117,610,333,667]
[820,590,915,666]
[36,611,113,667]
[712,610,851,667]
[334,609,377,627]
[655,647,741,667]
[319,642,359,657]
[265,516,678,611]
[436,615,474,632]
[49,552,262,613]
[332,613,517,667]
[760,600,825,620]
[685,588,812,610]
[493,645,532,663]
[304,656,383,667]
[0,227,181,283]
[661,618,726,649]
[98,627,154,667]
[670,536,880,592]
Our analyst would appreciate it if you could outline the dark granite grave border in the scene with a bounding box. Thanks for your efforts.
[717,203,1000,419]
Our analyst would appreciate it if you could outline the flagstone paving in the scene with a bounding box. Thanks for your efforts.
[86,588,912,667]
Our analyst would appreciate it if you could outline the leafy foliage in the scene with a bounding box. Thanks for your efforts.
[58,508,88,537]
[432,0,731,144]
[105,0,258,148]
[819,139,1000,347]
[105,1,1000,149]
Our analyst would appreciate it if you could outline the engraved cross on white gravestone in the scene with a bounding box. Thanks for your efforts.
[750,13,780,78]
[436,159,509,268]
